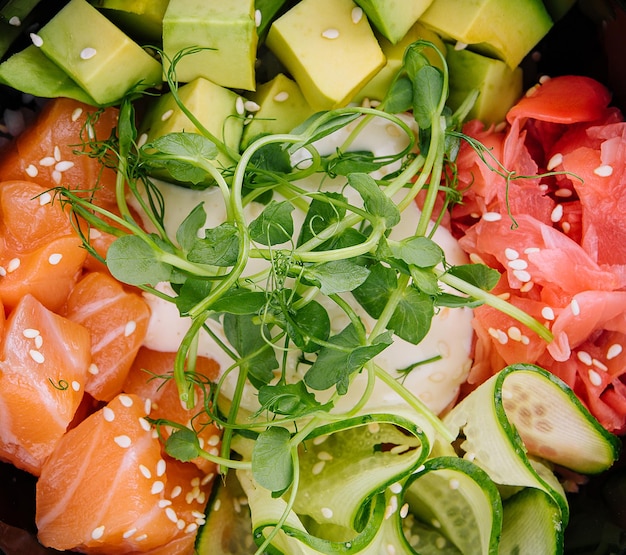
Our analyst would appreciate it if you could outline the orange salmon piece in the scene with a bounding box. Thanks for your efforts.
[124,347,221,474]
[63,272,151,402]
[0,294,91,475]
[36,393,212,553]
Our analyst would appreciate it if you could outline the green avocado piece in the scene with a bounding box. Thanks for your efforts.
[542,0,576,21]
[354,22,446,104]
[91,0,170,42]
[36,0,162,105]
[353,0,433,44]
[266,0,386,111]
[241,73,315,149]
[419,0,553,68]
[0,45,97,104]
[162,0,258,91]
[446,43,523,124]
[254,0,290,41]
[138,77,245,183]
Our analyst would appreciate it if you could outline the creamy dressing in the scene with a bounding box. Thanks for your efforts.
[138,115,474,416]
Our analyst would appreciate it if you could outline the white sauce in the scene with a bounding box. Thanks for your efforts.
[138,115,474,416]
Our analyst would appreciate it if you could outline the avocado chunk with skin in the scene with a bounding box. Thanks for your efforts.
[241,73,315,149]
[419,0,553,68]
[353,0,433,44]
[138,77,244,185]
[92,0,170,42]
[354,22,445,105]
[35,0,162,105]
[266,0,386,111]
[162,0,258,91]
[445,43,523,124]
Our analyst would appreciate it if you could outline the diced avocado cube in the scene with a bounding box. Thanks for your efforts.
[266,0,386,111]
[446,43,523,124]
[353,0,433,44]
[92,0,170,42]
[138,77,244,182]
[162,0,258,91]
[0,45,97,104]
[241,73,315,149]
[36,0,162,105]
[354,22,446,104]
[419,0,553,68]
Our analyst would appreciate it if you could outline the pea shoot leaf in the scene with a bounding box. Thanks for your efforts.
[347,173,400,228]
[303,260,370,295]
[297,192,347,247]
[352,263,435,345]
[209,287,267,315]
[257,381,332,418]
[447,263,500,291]
[384,75,413,114]
[249,200,294,246]
[188,222,239,267]
[176,202,206,252]
[388,236,444,268]
[304,324,393,394]
[281,298,330,353]
[412,65,444,130]
[223,313,278,388]
[165,428,202,462]
[106,234,173,285]
[173,277,213,315]
[252,426,294,493]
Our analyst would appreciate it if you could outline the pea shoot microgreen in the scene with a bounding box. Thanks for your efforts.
[57,40,555,553]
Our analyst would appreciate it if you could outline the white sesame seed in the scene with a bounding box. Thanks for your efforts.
[48,253,63,265]
[504,248,519,260]
[165,507,178,523]
[243,100,260,112]
[541,307,555,320]
[137,133,148,148]
[594,164,613,177]
[55,160,74,172]
[321,28,340,39]
[389,482,402,494]
[562,221,571,233]
[177,519,185,530]
[520,281,535,292]
[71,107,83,121]
[91,525,105,540]
[158,499,172,508]
[449,478,460,490]
[507,326,522,341]
[577,350,593,366]
[454,41,468,51]
[508,259,528,270]
[546,153,563,170]
[555,188,573,198]
[317,451,333,461]
[151,480,165,494]
[29,350,44,364]
[273,91,289,102]
[513,269,532,282]
[386,544,397,555]
[135,534,147,541]
[122,528,136,539]
[139,464,152,479]
[71,381,81,391]
[588,369,602,386]
[321,507,334,519]
[592,359,608,372]
[7,257,20,273]
[30,33,43,47]
[207,434,220,446]
[103,407,115,421]
[160,109,174,122]
[124,320,137,337]
[185,522,199,533]
[26,164,38,177]
[156,459,166,477]
[119,394,133,407]
[39,156,56,167]
[144,398,152,414]
[88,363,99,375]
[482,212,502,222]
[52,145,61,161]
[312,461,325,475]
[80,47,97,60]
[171,485,182,499]
[496,329,508,344]
[34,335,43,349]
[138,417,151,432]
[570,299,581,316]
[400,503,409,518]
[23,328,40,338]
[254,9,262,27]
[550,204,564,223]
[435,537,447,549]
[351,7,363,23]
[114,435,132,448]
[8,16,21,26]
[607,344,623,360]
[52,170,62,184]
[235,97,245,115]
[469,253,486,264]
